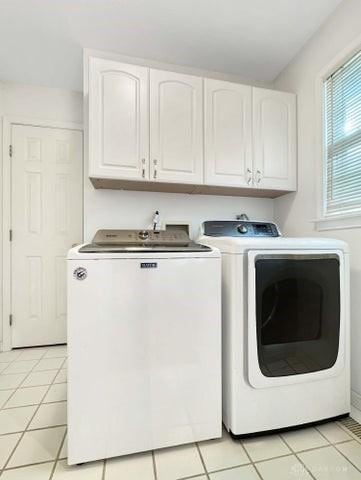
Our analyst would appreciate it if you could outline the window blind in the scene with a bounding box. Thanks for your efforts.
[324,49,361,216]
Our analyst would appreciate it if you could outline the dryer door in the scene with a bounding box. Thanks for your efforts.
[247,249,346,388]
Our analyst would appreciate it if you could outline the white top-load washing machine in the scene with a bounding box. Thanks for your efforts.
[67,229,221,464]
[198,220,350,436]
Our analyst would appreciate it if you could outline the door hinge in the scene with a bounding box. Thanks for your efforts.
[9,145,13,157]
[9,229,13,242]
[9,314,13,326]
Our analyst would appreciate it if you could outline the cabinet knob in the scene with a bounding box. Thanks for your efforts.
[256,169,262,185]
[153,159,158,179]
[246,168,252,185]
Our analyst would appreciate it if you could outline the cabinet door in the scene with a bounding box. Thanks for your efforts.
[253,88,296,190]
[88,57,149,180]
[150,69,203,184]
[205,79,252,187]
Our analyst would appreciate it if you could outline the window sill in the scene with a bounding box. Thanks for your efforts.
[314,212,361,231]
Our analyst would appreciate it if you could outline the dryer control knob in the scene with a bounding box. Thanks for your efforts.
[237,224,248,234]
[139,230,149,240]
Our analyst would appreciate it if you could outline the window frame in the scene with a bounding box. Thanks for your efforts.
[315,35,361,232]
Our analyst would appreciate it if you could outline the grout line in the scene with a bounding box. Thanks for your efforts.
[49,427,67,480]
[101,458,107,480]
[0,424,68,438]
[278,434,317,480]
[0,460,55,474]
[152,450,158,480]
[195,442,210,480]
[333,442,361,474]
[178,474,208,480]
[2,398,67,411]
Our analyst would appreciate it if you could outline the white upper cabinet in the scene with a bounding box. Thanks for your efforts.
[88,57,149,180]
[253,87,296,191]
[150,69,203,184]
[205,79,252,187]
[87,55,297,196]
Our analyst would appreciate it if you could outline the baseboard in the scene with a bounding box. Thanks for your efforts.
[351,390,361,423]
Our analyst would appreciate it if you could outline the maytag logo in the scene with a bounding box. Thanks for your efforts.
[140,262,158,269]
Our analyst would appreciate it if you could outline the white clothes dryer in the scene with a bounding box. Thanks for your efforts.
[198,220,350,436]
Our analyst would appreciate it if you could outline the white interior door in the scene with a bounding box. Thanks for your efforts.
[150,69,203,184]
[11,125,83,347]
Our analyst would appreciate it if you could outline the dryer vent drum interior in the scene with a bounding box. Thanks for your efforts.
[255,255,340,378]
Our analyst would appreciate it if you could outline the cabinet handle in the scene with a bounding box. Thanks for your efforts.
[246,168,252,185]
[141,158,146,178]
[256,169,262,185]
[153,159,158,179]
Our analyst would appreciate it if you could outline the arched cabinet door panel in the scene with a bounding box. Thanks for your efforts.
[88,57,149,181]
[253,87,297,191]
[205,79,252,187]
[150,69,203,185]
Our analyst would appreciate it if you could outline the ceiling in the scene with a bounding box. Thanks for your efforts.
[0,0,342,91]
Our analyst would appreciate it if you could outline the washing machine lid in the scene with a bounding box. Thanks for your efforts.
[78,229,212,254]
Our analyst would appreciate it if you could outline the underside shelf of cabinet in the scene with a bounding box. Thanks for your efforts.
[90,177,292,198]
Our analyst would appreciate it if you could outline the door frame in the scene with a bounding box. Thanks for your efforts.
[2,116,83,352]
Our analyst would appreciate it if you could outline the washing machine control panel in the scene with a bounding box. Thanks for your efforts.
[203,221,280,237]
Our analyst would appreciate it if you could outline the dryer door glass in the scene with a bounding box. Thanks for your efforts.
[255,254,340,377]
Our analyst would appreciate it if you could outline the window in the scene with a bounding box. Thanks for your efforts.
[324,49,361,216]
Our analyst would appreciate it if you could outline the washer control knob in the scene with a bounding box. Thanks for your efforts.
[237,224,248,235]
[138,230,149,240]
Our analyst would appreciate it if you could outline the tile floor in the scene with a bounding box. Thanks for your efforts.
[0,345,361,479]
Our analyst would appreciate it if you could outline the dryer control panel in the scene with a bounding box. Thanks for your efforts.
[202,221,280,237]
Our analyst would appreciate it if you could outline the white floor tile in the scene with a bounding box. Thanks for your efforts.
[54,370,67,384]
[209,464,260,480]
[0,362,11,373]
[7,426,65,468]
[0,433,21,469]
[154,443,205,480]
[43,346,67,359]
[4,386,48,408]
[0,374,27,390]
[33,358,65,372]
[242,435,291,462]
[256,454,313,479]
[282,427,329,452]
[44,383,67,403]
[29,401,67,429]
[1,462,54,480]
[317,422,352,444]
[0,405,36,434]
[199,432,249,471]
[3,360,38,374]
[105,452,154,480]
[52,459,103,479]
[17,349,47,361]
[337,441,361,470]
[299,445,361,479]
[21,370,57,387]
[0,351,22,362]
[0,389,15,408]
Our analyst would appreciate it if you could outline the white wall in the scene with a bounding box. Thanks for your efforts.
[273,0,361,407]
[84,186,274,242]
